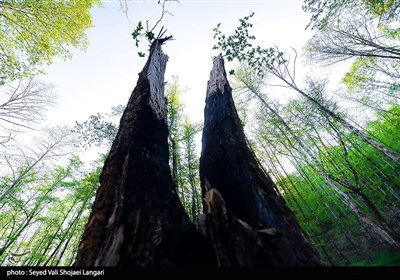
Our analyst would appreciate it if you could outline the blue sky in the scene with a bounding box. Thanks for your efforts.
[40,0,314,129]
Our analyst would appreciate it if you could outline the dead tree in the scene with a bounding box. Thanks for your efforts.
[199,55,321,265]
[74,39,214,266]
[74,41,320,266]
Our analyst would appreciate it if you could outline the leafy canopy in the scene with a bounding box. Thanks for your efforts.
[0,0,100,83]
[302,0,400,30]
[213,12,286,76]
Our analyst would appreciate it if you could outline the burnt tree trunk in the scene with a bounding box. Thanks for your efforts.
[200,55,321,265]
[74,42,321,266]
[74,39,214,266]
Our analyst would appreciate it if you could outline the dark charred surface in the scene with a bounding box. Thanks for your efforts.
[74,40,215,266]
[204,187,317,266]
[74,46,319,267]
[200,56,321,265]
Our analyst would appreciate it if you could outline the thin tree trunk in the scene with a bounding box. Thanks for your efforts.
[257,138,352,264]
[249,82,400,249]
[185,134,197,219]
[277,75,400,164]
[54,231,74,266]
[43,202,85,266]
[356,191,400,239]
[170,138,179,192]
[34,201,78,265]
[0,215,34,258]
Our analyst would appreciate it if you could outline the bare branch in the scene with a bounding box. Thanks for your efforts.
[306,12,400,66]
[0,78,56,138]
[0,126,74,203]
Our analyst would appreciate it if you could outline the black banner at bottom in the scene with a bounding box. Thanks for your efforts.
[1,266,397,279]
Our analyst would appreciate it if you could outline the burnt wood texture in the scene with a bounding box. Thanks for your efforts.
[75,42,320,266]
[200,55,321,265]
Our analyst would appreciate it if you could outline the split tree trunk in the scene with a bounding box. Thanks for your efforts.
[74,43,321,266]
[74,39,214,266]
[200,55,321,265]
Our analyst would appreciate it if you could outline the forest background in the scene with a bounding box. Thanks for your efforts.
[0,0,400,266]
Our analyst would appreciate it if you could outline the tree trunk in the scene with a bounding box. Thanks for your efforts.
[74,45,321,266]
[74,39,214,266]
[247,83,400,249]
[199,55,321,265]
[170,137,179,193]
[278,76,400,164]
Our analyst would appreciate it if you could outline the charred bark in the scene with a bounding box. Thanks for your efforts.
[74,45,321,266]
[74,39,215,266]
[203,187,304,265]
[200,55,321,265]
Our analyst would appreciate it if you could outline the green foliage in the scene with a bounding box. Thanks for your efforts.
[304,0,400,95]
[379,25,400,41]
[218,9,400,265]
[131,21,144,47]
[72,77,202,220]
[302,0,346,29]
[180,117,202,220]
[165,77,203,220]
[0,0,101,83]
[130,0,178,57]
[278,104,400,265]
[0,155,100,266]
[343,57,377,91]
[361,0,399,19]
[166,76,184,140]
[213,13,286,76]
[302,0,400,30]
[350,250,400,266]
[131,21,156,49]
[72,106,123,149]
